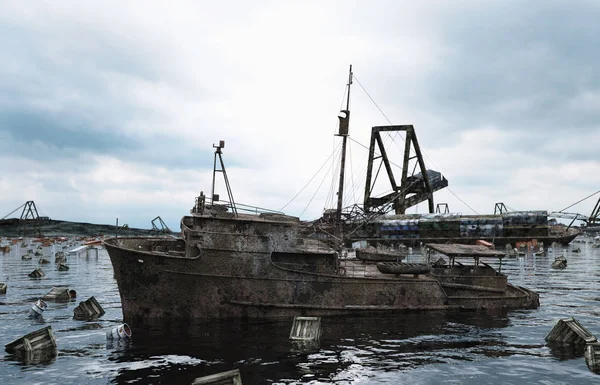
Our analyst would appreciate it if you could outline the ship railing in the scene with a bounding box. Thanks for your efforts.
[208,199,284,215]
[339,262,368,277]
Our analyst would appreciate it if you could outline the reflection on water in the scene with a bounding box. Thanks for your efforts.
[0,239,599,384]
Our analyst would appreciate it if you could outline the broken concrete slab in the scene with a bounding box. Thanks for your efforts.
[73,296,105,320]
[546,317,597,344]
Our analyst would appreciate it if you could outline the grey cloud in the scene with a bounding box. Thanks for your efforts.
[427,3,600,130]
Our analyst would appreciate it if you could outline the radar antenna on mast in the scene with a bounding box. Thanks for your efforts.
[210,140,238,216]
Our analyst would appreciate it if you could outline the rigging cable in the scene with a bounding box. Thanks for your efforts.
[559,188,600,212]
[325,146,342,210]
[279,141,341,212]
[300,155,337,218]
[353,75,479,215]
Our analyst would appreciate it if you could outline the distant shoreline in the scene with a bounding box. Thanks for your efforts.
[0,218,176,237]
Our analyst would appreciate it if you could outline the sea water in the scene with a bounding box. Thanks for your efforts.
[0,239,599,384]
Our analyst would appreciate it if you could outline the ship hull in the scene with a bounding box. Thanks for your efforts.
[105,237,538,325]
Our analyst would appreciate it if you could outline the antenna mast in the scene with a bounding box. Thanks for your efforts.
[336,65,352,239]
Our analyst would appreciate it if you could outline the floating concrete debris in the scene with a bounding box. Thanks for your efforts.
[192,369,242,385]
[38,258,50,264]
[29,299,47,317]
[73,296,105,320]
[585,342,600,374]
[34,250,43,257]
[28,268,45,278]
[0,283,6,294]
[593,243,600,249]
[106,323,132,340]
[552,255,567,269]
[289,316,321,341]
[57,263,69,271]
[572,246,581,253]
[22,250,33,260]
[5,326,57,355]
[42,287,73,302]
[546,317,597,344]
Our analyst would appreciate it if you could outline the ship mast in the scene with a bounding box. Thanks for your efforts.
[335,65,352,241]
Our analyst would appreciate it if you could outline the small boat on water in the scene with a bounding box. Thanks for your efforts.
[355,246,407,262]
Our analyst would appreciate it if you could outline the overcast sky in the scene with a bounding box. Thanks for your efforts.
[1,1,599,229]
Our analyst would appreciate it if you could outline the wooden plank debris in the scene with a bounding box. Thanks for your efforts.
[289,316,321,341]
[585,342,600,374]
[545,318,597,344]
[42,287,72,302]
[552,255,567,269]
[57,263,69,271]
[28,268,45,278]
[73,296,105,320]
[5,326,57,353]
[192,369,242,385]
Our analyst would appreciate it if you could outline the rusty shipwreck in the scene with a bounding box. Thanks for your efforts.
[105,66,542,324]
[105,196,539,323]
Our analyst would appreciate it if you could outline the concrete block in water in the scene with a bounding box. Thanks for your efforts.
[73,296,105,320]
[28,268,45,278]
[38,258,50,264]
[0,283,6,294]
[585,342,600,374]
[5,325,57,353]
[192,369,242,385]
[42,287,74,302]
[289,316,321,341]
[546,318,597,344]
